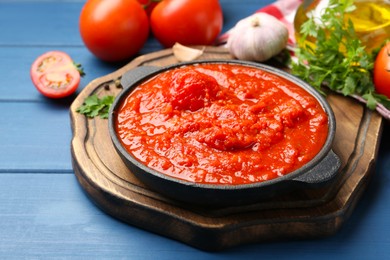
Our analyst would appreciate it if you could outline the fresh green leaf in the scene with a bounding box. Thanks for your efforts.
[363,92,378,110]
[84,95,99,106]
[73,62,86,77]
[76,94,115,119]
[291,0,390,110]
[101,95,115,105]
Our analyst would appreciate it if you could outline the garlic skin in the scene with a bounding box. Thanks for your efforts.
[227,13,289,62]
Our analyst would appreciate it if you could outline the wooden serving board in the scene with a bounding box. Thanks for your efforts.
[70,46,383,251]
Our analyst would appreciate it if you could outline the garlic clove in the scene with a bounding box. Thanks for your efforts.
[172,43,205,62]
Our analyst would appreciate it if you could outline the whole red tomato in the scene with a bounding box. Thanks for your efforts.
[79,0,149,62]
[150,0,223,48]
[374,42,390,98]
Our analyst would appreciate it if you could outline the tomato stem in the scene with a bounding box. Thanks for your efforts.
[142,0,161,9]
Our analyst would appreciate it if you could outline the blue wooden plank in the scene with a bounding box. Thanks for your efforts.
[0,2,84,46]
[0,1,272,101]
[0,1,272,46]
[0,43,167,101]
[0,0,272,170]
[0,172,389,259]
[2,0,390,258]
[0,42,179,101]
[0,46,123,101]
[0,102,73,172]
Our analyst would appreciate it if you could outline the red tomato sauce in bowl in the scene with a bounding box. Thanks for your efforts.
[115,63,329,185]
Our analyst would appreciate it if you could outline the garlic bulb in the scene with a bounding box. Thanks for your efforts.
[227,13,289,62]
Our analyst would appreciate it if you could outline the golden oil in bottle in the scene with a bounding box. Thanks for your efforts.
[294,0,390,52]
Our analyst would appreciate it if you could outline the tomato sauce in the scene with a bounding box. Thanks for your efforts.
[115,63,329,185]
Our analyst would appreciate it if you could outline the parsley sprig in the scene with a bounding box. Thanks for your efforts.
[73,62,86,77]
[291,0,390,110]
[76,94,114,119]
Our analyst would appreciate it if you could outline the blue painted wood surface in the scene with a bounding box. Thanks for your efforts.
[1,0,390,258]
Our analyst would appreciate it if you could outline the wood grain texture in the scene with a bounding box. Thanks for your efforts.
[70,47,383,251]
[0,102,73,172]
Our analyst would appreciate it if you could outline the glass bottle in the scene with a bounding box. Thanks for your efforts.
[293,0,390,52]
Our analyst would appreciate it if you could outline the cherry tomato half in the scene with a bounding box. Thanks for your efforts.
[79,0,149,62]
[150,0,223,48]
[30,51,83,99]
[374,42,390,98]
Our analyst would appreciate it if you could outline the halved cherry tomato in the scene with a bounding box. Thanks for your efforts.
[30,51,83,99]
[150,0,223,48]
[374,42,390,98]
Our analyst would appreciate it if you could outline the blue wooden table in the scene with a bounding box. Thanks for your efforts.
[1,0,390,258]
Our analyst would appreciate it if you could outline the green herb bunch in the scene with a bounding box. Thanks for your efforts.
[76,94,114,119]
[291,0,390,109]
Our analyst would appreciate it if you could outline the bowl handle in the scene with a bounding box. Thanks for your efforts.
[292,150,341,186]
[120,66,161,89]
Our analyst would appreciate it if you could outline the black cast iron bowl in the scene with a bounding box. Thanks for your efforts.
[108,60,340,207]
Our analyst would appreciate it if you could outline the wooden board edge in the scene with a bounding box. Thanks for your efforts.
[69,47,385,251]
